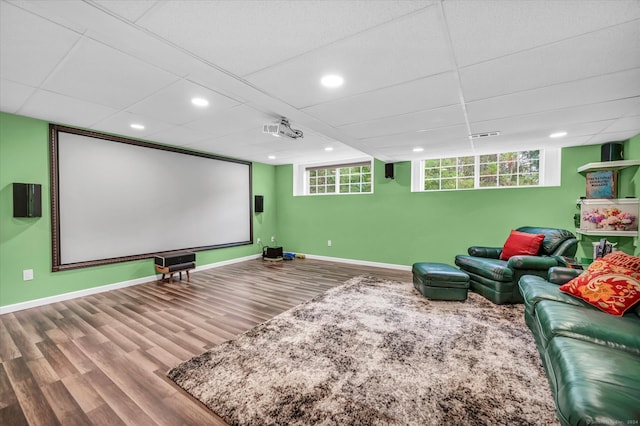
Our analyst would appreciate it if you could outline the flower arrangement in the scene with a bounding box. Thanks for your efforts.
[582,207,637,231]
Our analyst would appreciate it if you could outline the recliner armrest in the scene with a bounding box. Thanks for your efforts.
[468,246,502,258]
[507,255,558,270]
[547,266,583,285]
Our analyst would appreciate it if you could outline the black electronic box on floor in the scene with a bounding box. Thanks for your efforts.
[263,246,283,261]
[154,251,196,267]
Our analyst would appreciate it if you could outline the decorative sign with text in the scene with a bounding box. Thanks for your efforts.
[586,170,617,199]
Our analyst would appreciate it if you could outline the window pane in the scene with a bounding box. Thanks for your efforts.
[362,166,371,173]
[327,176,335,185]
[520,174,539,186]
[318,177,325,185]
[459,156,474,165]
[458,177,474,189]
[326,184,336,193]
[309,186,316,194]
[442,158,456,167]
[500,161,517,174]
[425,159,440,168]
[309,170,317,178]
[480,176,497,187]
[339,168,349,174]
[362,173,371,183]
[442,166,456,178]
[350,174,361,183]
[424,180,439,191]
[425,168,440,179]
[499,174,517,186]
[350,167,361,174]
[459,165,474,177]
[350,184,360,192]
[480,154,497,163]
[339,184,349,193]
[362,183,371,192]
[441,178,456,189]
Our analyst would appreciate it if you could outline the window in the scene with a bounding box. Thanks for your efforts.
[293,159,374,196]
[413,148,559,192]
[308,162,372,195]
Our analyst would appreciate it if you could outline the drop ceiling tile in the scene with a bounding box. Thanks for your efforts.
[145,125,212,148]
[184,105,272,138]
[602,115,640,134]
[246,7,452,109]
[582,131,640,145]
[94,0,159,22]
[460,20,640,102]
[444,0,640,66]
[361,124,470,150]
[339,104,467,140]
[466,68,640,123]
[19,89,118,128]
[137,1,429,76]
[127,79,240,125]
[91,111,172,139]
[42,38,178,110]
[0,1,81,86]
[303,73,460,127]
[470,98,640,136]
[0,79,35,113]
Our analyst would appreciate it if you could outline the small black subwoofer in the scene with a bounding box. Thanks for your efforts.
[255,195,264,213]
[13,183,42,217]
[385,163,394,179]
[601,142,623,162]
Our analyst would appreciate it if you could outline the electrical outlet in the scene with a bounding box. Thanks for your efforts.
[328,240,332,247]
[271,236,275,242]
[257,237,261,244]
[23,269,34,281]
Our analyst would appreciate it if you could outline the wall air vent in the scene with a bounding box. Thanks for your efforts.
[469,131,501,139]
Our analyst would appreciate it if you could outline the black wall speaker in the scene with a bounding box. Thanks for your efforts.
[385,163,395,179]
[601,142,624,162]
[254,195,264,213]
[13,183,42,217]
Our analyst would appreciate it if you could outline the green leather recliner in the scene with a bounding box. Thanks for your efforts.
[454,226,578,304]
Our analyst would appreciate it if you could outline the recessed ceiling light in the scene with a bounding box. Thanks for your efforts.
[268,155,276,160]
[191,97,209,107]
[130,123,145,130]
[549,131,567,138]
[413,147,424,152]
[324,147,334,151]
[321,74,344,88]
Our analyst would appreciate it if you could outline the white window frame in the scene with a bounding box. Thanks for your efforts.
[411,148,560,192]
[293,158,374,196]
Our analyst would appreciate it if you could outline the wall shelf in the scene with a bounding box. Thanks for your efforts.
[577,159,640,174]
[575,229,638,246]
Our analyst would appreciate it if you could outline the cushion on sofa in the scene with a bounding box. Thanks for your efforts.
[453,256,512,282]
[499,230,545,260]
[545,337,640,426]
[534,299,640,355]
[602,251,640,272]
[518,275,586,317]
[559,260,640,316]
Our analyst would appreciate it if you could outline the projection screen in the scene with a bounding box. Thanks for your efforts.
[50,125,252,271]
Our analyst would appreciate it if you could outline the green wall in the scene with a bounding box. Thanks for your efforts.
[1,109,638,309]
[0,112,277,307]
[274,136,640,266]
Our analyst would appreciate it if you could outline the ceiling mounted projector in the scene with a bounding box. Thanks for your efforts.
[263,117,303,140]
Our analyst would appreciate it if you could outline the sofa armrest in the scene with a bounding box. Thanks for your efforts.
[547,266,583,285]
[507,255,558,270]
[468,246,502,258]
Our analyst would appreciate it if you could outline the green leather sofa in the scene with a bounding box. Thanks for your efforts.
[519,268,640,426]
[454,226,578,304]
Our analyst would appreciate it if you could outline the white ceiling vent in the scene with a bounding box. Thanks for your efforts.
[469,131,501,140]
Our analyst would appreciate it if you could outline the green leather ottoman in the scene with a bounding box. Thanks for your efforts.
[412,262,470,301]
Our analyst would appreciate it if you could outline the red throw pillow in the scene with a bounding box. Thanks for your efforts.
[499,230,545,260]
[559,260,640,316]
[602,251,640,272]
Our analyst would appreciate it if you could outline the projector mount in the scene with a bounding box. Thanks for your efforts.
[263,117,303,140]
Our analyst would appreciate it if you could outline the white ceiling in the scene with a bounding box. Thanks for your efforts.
[1,0,639,166]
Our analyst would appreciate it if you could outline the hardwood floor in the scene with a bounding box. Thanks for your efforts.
[0,258,411,425]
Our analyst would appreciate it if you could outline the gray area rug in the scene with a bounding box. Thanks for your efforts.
[168,276,558,425]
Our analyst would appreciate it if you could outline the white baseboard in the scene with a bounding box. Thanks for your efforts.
[303,254,411,271]
[0,254,261,315]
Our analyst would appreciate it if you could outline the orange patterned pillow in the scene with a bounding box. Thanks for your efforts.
[560,260,640,316]
[602,251,640,272]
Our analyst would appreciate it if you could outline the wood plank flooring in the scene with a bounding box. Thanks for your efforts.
[0,258,411,425]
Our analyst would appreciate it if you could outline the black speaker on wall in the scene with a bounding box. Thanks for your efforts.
[13,183,42,218]
[385,163,395,179]
[254,195,264,213]
[601,142,624,162]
